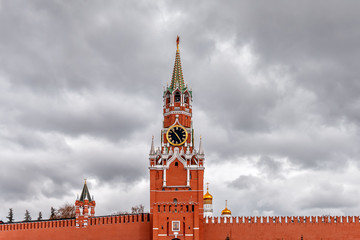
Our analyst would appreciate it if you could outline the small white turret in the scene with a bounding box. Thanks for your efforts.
[198,136,204,155]
[150,136,156,155]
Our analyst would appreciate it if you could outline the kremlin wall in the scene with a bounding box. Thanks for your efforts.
[2,214,360,239]
[1,38,360,239]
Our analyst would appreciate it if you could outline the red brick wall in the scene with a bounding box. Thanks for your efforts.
[4,214,360,239]
[167,160,187,186]
[203,216,360,240]
[0,214,151,240]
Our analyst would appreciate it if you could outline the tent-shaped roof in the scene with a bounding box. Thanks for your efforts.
[167,36,188,94]
[79,180,92,202]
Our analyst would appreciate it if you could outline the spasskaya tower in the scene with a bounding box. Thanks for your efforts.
[149,36,205,240]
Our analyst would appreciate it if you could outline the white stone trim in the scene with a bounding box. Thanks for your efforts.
[163,168,166,187]
[166,148,186,167]
[187,167,190,186]
[164,111,192,117]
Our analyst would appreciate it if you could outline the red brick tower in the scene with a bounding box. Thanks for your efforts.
[75,180,96,228]
[149,36,205,240]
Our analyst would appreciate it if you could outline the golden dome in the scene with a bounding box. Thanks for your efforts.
[203,191,213,200]
[221,200,231,216]
[221,207,231,215]
[203,183,213,201]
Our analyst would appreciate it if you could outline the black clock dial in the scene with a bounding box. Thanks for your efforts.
[166,125,188,146]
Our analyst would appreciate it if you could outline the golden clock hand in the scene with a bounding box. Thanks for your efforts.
[171,129,181,142]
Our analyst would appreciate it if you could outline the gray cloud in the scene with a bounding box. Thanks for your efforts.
[229,175,262,191]
[296,181,359,213]
[256,156,283,178]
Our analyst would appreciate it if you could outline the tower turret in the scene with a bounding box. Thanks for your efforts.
[149,36,204,240]
[75,179,96,228]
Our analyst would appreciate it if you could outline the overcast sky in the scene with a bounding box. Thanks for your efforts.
[1,0,360,221]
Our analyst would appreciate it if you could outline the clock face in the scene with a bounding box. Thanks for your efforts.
[166,125,188,146]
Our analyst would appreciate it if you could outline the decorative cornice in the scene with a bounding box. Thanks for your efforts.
[164,110,192,117]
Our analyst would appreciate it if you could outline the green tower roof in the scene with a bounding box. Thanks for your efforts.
[167,36,188,93]
[79,180,92,202]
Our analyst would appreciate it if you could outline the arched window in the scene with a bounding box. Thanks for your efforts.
[173,198,178,206]
[175,162,178,167]
[174,92,181,102]
[184,93,189,104]
[165,93,170,106]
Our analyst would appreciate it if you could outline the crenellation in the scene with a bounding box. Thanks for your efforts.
[202,215,360,227]
[0,212,352,235]
[0,219,76,232]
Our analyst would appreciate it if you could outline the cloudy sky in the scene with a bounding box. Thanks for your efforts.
[1,0,360,221]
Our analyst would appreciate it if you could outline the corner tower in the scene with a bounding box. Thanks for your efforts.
[149,36,205,240]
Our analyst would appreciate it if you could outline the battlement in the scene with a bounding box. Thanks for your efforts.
[204,215,360,224]
[203,216,360,239]
[0,213,150,232]
[89,213,150,225]
[0,218,76,231]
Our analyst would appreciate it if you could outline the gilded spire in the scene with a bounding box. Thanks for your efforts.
[176,35,180,53]
[169,35,186,93]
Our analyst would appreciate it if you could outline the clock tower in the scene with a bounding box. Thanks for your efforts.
[149,36,205,240]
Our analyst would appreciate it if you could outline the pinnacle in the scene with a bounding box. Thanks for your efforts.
[168,36,186,93]
[198,136,204,155]
[79,180,92,202]
[150,136,156,155]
